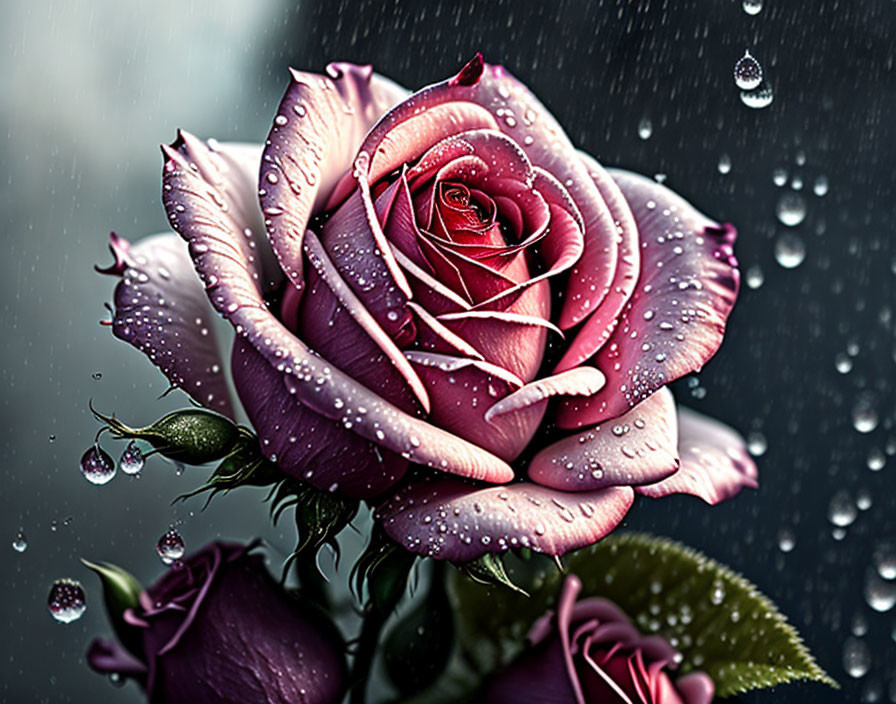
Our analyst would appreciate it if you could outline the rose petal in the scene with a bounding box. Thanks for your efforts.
[301,231,429,413]
[485,367,606,424]
[404,351,537,460]
[636,406,758,504]
[377,477,634,561]
[100,232,235,418]
[554,151,640,373]
[529,387,679,492]
[557,169,740,428]
[408,302,485,360]
[162,134,515,490]
[86,638,147,677]
[391,245,472,315]
[676,672,715,704]
[258,63,407,292]
[232,338,407,497]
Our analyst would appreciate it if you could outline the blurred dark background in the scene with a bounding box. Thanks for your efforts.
[2,0,894,701]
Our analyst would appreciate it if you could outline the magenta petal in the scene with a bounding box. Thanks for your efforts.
[258,64,407,292]
[102,232,235,418]
[676,672,715,704]
[408,303,485,360]
[162,134,514,490]
[558,169,740,428]
[485,367,606,424]
[86,638,147,677]
[637,406,758,504]
[377,478,634,561]
[529,387,679,492]
[232,338,406,497]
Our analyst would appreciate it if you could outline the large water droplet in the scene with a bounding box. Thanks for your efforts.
[864,570,896,612]
[740,83,774,109]
[842,637,870,678]
[119,441,144,476]
[734,51,763,90]
[828,490,858,527]
[775,234,806,269]
[12,529,27,553]
[638,117,652,140]
[852,397,879,433]
[776,193,808,226]
[835,353,853,374]
[742,0,762,14]
[157,528,185,566]
[48,579,87,623]
[80,445,116,485]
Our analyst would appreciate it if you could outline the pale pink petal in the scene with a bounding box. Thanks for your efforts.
[636,406,758,504]
[529,388,679,492]
[485,367,606,423]
[100,232,235,418]
[558,169,740,428]
[675,672,715,704]
[377,477,634,561]
[407,302,485,360]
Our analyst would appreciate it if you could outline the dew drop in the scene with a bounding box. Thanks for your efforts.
[12,529,27,553]
[864,570,896,612]
[747,431,767,457]
[156,528,185,566]
[745,265,764,289]
[119,441,145,475]
[740,84,774,109]
[48,579,86,623]
[80,445,116,485]
[717,153,732,174]
[776,193,807,227]
[734,50,763,90]
[637,117,652,140]
[742,0,762,14]
[852,397,879,434]
[777,528,795,553]
[774,234,806,269]
[813,175,829,197]
[873,541,896,580]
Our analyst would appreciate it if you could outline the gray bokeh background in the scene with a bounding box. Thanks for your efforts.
[2,0,894,702]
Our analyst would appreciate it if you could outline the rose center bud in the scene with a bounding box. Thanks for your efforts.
[432,181,505,247]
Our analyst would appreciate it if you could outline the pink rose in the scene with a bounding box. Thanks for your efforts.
[486,574,714,704]
[100,55,756,559]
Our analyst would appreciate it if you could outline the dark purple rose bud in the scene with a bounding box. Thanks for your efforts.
[86,541,347,704]
[486,574,714,704]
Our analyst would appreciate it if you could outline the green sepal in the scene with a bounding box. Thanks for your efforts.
[352,525,416,615]
[455,553,528,596]
[81,559,144,656]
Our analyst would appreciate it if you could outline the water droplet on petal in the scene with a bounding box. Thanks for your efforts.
[734,50,763,90]
[80,445,116,485]
[119,441,144,475]
[157,528,185,566]
[48,579,86,623]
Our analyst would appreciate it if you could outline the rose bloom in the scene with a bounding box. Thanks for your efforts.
[86,541,347,704]
[486,574,714,704]
[101,55,756,562]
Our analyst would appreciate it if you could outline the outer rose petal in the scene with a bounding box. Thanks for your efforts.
[558,170,740,428]
[377,478,634,561]
[258,63,408,293]
[232,338,406,497]
[162,131,515,492]
[636,406,758,504]
[528,387,679,492]
[100,232,235,418]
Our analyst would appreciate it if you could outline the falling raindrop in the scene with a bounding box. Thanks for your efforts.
[852,397,879,434]
[742,0,762,15]
[864,570,896,612]
[745,265,764,289]
[48,579,87,623]
[637,117,652,140]
[92,372,103,380]
[717,153,732,174]
[775,234,806,269]
[157,528,185,566]
[856,489,873,511]
[773,167,788,187]
[873,542,896,580]
[867,448,886,471]
[740,84,774,109]
[835,353,853,374]
[842,637,871,678]
[747,431,767,457]
[119,441,145,476]
[80,445,116,485]
[828,490,858,527]
[733,51,763,90]
[12,529,27,553]
[777,528,795,553]
[813,175,829,196]
[776,193,808,226]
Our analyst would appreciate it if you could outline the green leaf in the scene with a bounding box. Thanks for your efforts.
[352,524,416,615]
[455,554,528,596]
[450,532,837,697]
[81,559,144,656]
